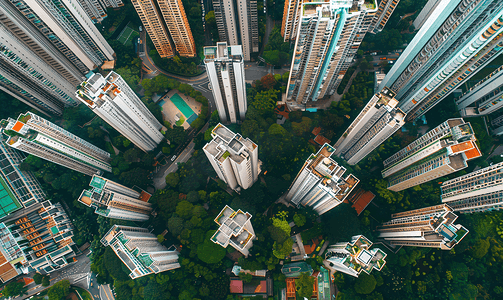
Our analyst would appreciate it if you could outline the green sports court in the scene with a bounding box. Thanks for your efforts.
[0,176,22,219]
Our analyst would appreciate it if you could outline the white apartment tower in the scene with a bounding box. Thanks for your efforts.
[0,112,112,176]
[203,124,259,191]
[286,144,359,215]
[378,0,503,122]
[377,204,469,250]
[204,43,247,124]
[0,139,45,209]
[78,175,153,221]
[212,0,258,61]
[285,0,377,110]
[368,0,401,34]
[77,0,124,23]
[76,71,164,152]
[456,65,503,118]
[441,162,503,214]
[0,0,114,115]
[324,235,387,278]
[383,118,481,192]
[334,87,406,165]
[101,225,180,279]
[211,205,255,256]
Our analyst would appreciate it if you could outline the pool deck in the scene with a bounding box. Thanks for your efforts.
[161,90,202,129]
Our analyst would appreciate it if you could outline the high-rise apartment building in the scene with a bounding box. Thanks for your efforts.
[76,71,164,152]
[378,0,503,122]
[204,43,247,124]
[285,0,378,110]
[324,235,387,277]
[203,124,259,191]
[0,201,78,277]
[285,144,359,215]
[334,87,406,165]
[368,0,401,34]
[0,0,114,115]
[441,162,503,214]
[132,0,196,58]
[77,0,124,23]
[78,175,153,221]
[383,118,481,192]
[490,113,503,136]
[158,0,196,57]
[281,0,304,42]
[377,204,469,250]
[101,225,180,279]
[211,205,255,256]
[0,138,45,210]
[456,65,503,118]
[0,112,112,176]
[212,0,258,61]
[412,0,441,30]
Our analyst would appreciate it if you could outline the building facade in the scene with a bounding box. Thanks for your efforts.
[368,0,400,34]
[0,201,78,278]
[77,0,124,23]
[101,225,180,279]
[490,112,503,136]
[77,71,164,152]
[285,0,377,110]
[281,0,304,42]
[377,204,469,250]
[286,144,359,215]
[78,175,152,221]
[158,0,196,57]
[1,112,112,176]
[0,0,114,115]
[0,138,45,210]
[204,43,247,124]
[334,87,405,165]
[378,0,503,122]
[441,162,503,214]
[412,0,441,30]
[203,124,259,191]
[456,65,503,118]
[383,118,481,192]
[132,0,175,58]
[324,235,386,277]
[211,205,255,256]
[132,0,196,58]
[212,0,258,61]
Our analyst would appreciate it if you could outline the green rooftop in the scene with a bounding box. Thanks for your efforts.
[0,175,22,219]
[90,176,106,191]
[50,226,59,235]
[137,253,154,267]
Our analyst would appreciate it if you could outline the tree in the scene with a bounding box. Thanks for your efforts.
[165,172,180,187]
[176,200,194,219]
[260,74,277,90]
[205,11,216,25]
[252,89,279,113]
[2,281,27,297]
[47,280,70,300]
[157,234,165,243]
[296,272,315,298]
[321,203,360,242]
[238,272,253,283]
[354,273,376,294]
[165,126,187,145]
[471,237,490,259]
[293,213,306,227]
[33,273,43,284]
[197,230,226,263]
[42,276,50,287]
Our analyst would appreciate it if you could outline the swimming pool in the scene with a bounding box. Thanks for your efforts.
[170,93,195,118]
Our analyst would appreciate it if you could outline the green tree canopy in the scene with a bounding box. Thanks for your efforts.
[354,273,376,294]
[197,230,226,263]
[166,172,180,187]
[296,272,315,298]
[2,281,27,298]
[47,279,70,300]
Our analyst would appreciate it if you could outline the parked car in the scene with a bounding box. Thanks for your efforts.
[370,52,377,55]
[171,155,177,162]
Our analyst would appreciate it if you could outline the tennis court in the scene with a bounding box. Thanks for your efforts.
[0,176,22,219]
[116,23,138,45]
[170,93,195,118]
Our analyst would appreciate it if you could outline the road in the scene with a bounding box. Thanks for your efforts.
[15,251,94,300]
[100,284,115,300]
